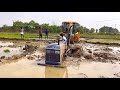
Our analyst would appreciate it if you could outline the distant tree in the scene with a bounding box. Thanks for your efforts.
[77,26,84,34]
[2,24,12,32]
[99,26,119,34]
[96,29,98,33]
[83,27,89,33]
[13,21,24,28]
[1,20,99,34]
[89,28,95,33]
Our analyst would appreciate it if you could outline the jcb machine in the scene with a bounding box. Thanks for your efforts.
[38,21,80,67]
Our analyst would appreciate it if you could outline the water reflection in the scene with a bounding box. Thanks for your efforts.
[45,66,68,78]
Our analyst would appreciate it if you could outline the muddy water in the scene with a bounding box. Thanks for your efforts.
[0,47,23,57]
[0,41,13,46]
[0,58,120,78]
[67,61,120,78]
[0,40,120,78]
[0,41,24,58]
[0,40,48,58]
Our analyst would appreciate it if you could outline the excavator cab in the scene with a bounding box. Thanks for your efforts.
[62,21,79,34]
[62,21,80,45]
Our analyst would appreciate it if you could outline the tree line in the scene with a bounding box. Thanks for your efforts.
[0,20,119,34]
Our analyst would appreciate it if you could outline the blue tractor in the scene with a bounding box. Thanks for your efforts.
[38,21,80,68]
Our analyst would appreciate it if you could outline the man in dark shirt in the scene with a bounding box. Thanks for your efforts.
[38,27,42,40]
[45,29,49,39]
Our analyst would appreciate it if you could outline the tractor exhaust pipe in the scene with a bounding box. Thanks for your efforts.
[57,36,60,45]
[58,39,60,45]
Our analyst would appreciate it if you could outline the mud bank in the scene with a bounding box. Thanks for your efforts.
[85,38,120,46]
[0,38,55,43]
[66,42,120,63]
[0,40,47,65]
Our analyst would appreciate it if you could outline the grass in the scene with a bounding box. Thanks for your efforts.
[80,33,120,44]
[1,32,120,40]
[1,32,120,44]
[4,49,10,53]
[80,33,120,40]
[0,32,59,39]
[86,39,120,44]
[0,32,120,39]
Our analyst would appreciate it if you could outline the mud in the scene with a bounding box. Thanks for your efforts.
[114,72,120,77]
[0,39,120,78]
[66,42,120,64]
[0,40,47,64]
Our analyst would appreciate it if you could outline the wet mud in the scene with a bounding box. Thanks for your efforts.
[0,39,120,78]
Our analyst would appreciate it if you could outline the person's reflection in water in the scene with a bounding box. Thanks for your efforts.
[45,66,68,78]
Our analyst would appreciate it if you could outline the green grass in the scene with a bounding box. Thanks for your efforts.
[81,33,120,40]
[4,49,10,53]
[0,32,59,39]
[1,32,120,43]
[87,39,120,44]
[81,33,120,44]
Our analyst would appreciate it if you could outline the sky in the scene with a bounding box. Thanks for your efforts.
[1,12,120,31]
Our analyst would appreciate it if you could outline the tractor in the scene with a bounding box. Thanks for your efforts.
[38,21,80,67]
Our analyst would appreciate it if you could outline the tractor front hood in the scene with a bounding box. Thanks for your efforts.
[46,43,60,50]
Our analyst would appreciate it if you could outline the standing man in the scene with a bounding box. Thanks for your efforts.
[45,29,49,39]
[38,27,42,40]
[20,27,24,40]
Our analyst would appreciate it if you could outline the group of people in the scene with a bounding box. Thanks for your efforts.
[19,27,49,40]
[38,27,49,40]
[20,27,67,44]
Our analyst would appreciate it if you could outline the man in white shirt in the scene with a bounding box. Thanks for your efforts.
[20,27,24,39]
[60,32,67,42]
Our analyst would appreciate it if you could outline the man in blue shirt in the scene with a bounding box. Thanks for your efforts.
[45,29,49,39]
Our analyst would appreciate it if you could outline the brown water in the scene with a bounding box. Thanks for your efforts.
[0,40,120,78]
[0,57,120,78]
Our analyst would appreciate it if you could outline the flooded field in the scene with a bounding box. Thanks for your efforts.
[0,47,22,57]
[0,39,120,78]
[0,58,120,78]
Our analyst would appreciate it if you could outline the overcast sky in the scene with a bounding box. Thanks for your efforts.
[1,12,120,31]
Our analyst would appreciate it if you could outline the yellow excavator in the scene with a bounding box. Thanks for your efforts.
[62,21,80,45]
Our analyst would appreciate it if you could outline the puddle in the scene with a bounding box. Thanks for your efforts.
[80,38,87,41]
[67,61,120,78]
[0,41,13,46]
[0,47,23,57]
[0,58,120,78]
[0,40,47,58]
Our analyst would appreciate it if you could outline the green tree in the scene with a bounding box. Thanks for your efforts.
[77,26,84,34]
[89,28,95,33]
[13,21,24,28]
[99,26,119,34]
